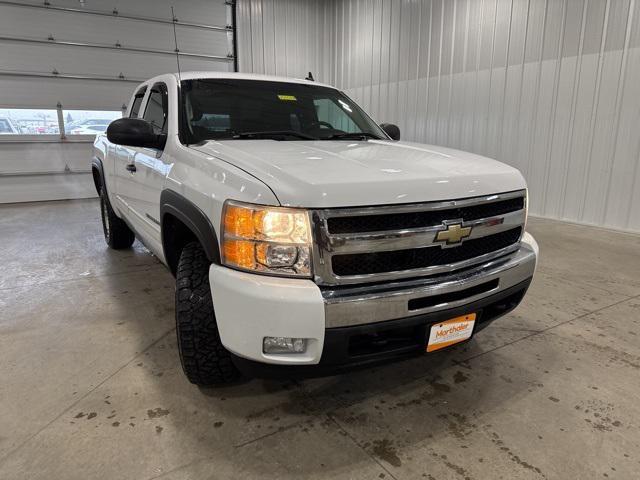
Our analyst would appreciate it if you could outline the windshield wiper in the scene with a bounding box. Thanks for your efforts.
[322,132,383,141]
[232,130,318,140]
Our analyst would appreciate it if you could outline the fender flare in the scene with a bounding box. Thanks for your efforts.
[91,156,105,194]
[160,189,221,275]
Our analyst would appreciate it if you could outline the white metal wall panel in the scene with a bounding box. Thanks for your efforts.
[0,0,233,110]
[0,4,229,56]
[0,173,95,203]
[0,41,229,80]
[236,0,333,83]
[0,77,134,111]
[238,0,640,232]
[40,0,230,25]
[336,0,640,232]
[0,141,91,174]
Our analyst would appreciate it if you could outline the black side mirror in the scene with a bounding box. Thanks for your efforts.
[107,118,166,150]
[380,123,400,141]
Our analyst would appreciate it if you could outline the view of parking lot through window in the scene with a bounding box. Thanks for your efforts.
[0,109,59,135]
[0,108,121,137]
[63,110,121,136]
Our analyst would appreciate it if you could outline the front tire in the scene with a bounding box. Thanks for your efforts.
[100,188,135,249]
[175,241,240,386]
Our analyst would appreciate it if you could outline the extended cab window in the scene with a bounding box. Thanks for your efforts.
[129,87,147,118]
[181,79,386,142]
[143,83,168,134]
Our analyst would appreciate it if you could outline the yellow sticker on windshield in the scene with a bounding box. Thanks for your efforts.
[277,94,297,101]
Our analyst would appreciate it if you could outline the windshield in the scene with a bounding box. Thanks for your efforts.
[180,79,387,143]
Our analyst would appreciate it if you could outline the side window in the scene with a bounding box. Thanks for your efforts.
[143,83,168,134]
[313,98,359,133]
[129,87,147,118]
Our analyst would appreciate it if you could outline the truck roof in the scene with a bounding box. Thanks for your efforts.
[165,71,335,89]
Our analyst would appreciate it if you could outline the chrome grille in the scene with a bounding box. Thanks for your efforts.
[331,227,522,276]
[327,196,525,234]
[311,190,526,286]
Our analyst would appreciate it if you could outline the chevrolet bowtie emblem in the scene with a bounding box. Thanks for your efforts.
[434,223,472,245]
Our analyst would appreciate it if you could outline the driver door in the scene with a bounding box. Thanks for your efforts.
[113,86,146,216]
[121,82,169,255]
[118,82,170,258]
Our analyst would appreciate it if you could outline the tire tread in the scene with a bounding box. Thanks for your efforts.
[176,241,240,386]
[100,189,135,249]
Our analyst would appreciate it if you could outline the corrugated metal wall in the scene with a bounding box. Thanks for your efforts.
[237,0,640,233]
[236,0,335,84]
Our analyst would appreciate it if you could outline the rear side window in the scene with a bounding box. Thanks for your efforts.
[143,83,168,134]
[129,87,147,118]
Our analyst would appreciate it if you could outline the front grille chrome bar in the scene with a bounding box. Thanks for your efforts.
[311,190,527,286]
[325,209,525,254]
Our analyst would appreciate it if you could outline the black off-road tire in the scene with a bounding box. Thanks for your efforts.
[175,241,240,386]
[100,188,135,249]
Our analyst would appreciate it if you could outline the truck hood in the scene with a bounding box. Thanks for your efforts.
[190,139,526,208]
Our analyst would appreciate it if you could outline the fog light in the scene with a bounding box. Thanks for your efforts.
[263,337,307,354]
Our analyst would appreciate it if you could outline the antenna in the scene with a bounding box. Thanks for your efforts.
[172,6,188,146]
[171,6,182,82]
[305,72,315,82]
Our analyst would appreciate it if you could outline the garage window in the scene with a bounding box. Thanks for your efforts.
[64,110,122,137]
[0,107,121,139]
[0,108,59,135]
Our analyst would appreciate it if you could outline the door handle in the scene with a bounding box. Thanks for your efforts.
[126,163,136,173]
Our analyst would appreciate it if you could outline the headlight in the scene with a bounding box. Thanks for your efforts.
[221,200,312,277]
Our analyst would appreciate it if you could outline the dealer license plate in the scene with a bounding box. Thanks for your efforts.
[426,313,476,352]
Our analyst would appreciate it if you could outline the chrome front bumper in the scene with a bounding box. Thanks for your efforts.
[323,232,538,328]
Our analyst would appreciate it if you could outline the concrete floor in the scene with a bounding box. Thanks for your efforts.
[1,199,639,480]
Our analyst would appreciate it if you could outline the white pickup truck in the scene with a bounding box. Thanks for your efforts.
[92,72,538,385]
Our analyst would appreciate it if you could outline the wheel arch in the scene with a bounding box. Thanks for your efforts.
[160,189,221,276]
[91,156,104,194]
